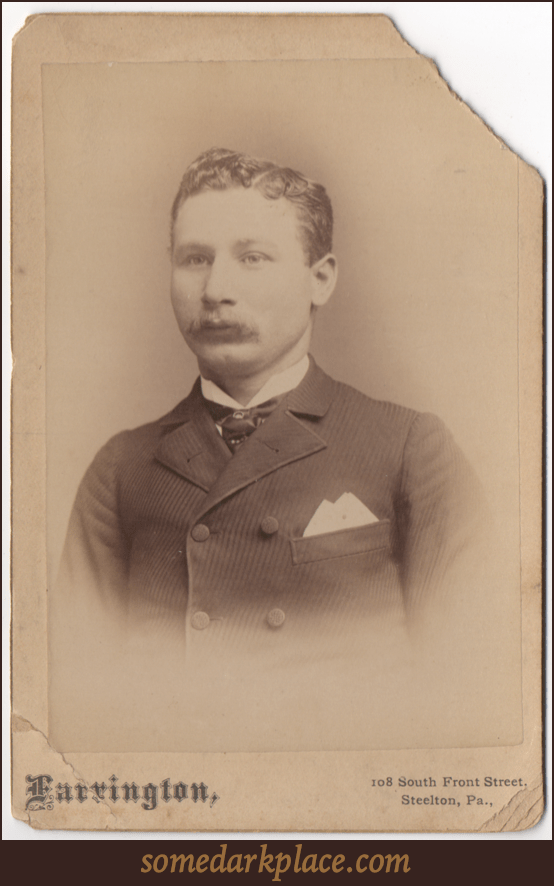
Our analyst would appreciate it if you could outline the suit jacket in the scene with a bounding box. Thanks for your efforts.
[58,356,484,642]
[50,358,488,751]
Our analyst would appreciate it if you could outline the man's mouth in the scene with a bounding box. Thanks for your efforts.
[200,319,234,330]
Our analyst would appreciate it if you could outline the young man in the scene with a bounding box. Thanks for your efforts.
[51,149,486,751]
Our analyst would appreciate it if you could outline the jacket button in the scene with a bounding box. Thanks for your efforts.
[191,611,210,630]
[260,516,279,536]
[267,608,285,628]
[191,524,210,542]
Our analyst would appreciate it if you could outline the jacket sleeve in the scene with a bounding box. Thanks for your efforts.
[397,412,490,626]
[48,433,134,749]
[55,431,131,615]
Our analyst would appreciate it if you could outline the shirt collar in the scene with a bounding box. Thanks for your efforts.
[200,355,310,409]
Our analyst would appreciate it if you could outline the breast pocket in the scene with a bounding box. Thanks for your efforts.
[290,520,391,565]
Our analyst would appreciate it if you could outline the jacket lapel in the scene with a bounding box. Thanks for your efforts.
[196,359,336,517]
[154,380,232,491]
[154,358,337,511]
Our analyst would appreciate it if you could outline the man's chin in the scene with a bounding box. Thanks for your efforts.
[187,338,261,373]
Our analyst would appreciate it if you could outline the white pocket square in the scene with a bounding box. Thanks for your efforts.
[303,492,379,537]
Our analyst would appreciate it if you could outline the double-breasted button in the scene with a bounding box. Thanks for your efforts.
[267,608,286,628]
[191,523,210,542]
[191,611,210,630]
[260,516,279,536]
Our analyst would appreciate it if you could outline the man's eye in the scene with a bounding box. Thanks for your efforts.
[241,253,265,265]
[185,255,209,266]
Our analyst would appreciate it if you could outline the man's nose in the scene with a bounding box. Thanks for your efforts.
[202,258,235,306]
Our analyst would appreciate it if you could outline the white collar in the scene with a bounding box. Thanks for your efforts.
[201,355,310,409]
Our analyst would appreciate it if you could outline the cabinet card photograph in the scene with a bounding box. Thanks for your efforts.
[11,13,544,832]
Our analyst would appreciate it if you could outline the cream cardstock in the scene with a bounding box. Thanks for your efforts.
[11,13,543,832]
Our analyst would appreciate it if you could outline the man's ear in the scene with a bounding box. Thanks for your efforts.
[310,253,338,307]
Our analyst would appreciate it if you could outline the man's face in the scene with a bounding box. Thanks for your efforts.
[170,187,335,383]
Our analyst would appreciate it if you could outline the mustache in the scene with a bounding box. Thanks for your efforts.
[186,314,260,343]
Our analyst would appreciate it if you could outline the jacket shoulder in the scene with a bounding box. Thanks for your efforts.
[320,375,455,468]
[329,377,420,429]
[88,393,195,469]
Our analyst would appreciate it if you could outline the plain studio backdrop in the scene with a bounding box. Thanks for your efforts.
[43,59,520,584]
[42,56,525,753]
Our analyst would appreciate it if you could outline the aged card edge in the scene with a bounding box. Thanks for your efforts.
[10,12,545,833]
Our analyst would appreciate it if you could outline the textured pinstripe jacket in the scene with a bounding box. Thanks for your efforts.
[58,357,483,656]
[51,357,488,751]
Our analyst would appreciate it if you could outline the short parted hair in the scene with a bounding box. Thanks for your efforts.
[170,147,333,266]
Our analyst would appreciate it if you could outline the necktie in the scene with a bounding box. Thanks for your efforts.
[204,395,285,453]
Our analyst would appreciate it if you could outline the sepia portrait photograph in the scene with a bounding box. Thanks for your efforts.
[10,7,545,833]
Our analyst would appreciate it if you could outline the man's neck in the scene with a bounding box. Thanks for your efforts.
[200,354,310,407]
[213,375,273,407]
[199,354,309,406]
